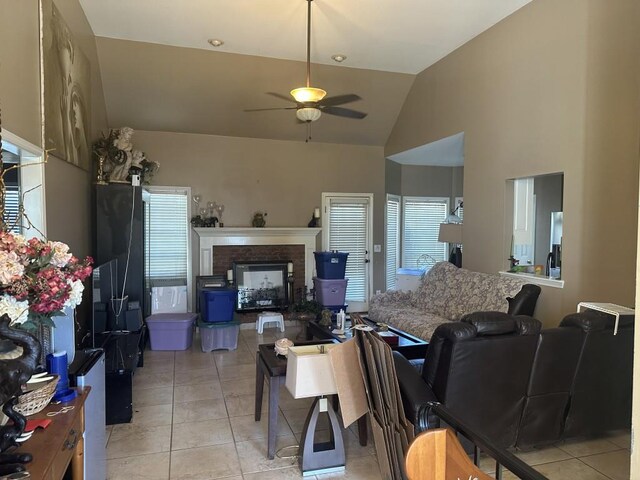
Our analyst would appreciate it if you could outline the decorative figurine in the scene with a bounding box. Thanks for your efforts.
[319,309,333,328]
[252,211,267,228]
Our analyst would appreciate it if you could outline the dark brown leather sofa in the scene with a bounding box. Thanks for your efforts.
[394,310,634,449]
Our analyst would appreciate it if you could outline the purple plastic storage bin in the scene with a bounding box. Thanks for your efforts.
[313,277,348,306]
[201,289,237,323]
[314,251,349,279]
[146,313,197,351]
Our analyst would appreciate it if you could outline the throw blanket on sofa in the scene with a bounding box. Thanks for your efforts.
[369,262,533,341]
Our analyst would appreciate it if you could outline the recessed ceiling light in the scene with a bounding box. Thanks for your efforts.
[331,54,347,63]
[208,39,224,47]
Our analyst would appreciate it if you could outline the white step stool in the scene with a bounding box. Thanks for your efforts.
[256,312,285,334]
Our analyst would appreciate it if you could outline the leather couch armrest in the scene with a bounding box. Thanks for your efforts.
[393,351,438,425]
[507,284,542,316]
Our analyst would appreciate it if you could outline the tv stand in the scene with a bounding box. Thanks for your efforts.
[96,328,145,424]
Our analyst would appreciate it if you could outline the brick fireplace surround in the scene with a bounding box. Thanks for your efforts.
[194,227,322,322]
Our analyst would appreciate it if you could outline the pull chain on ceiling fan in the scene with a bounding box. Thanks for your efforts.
[244,0,367,141]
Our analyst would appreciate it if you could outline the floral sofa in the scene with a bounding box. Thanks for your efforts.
[369,262,541,341]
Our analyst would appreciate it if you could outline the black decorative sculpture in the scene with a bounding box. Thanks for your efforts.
[0,314,41,474]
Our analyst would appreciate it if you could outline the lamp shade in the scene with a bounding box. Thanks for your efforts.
[286,344,337,399]
[290,87,327,103]
[296,107,322,122]
[438,223,463,244]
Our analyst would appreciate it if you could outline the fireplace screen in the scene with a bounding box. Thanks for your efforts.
[233,261,289,311]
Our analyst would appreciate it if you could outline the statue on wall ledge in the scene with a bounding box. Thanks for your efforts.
[92,128,159,185]
[252,212,267,228]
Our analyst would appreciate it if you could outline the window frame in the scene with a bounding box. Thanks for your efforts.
[385,194,401,291]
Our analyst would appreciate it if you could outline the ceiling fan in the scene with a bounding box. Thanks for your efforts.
[245,0,367,139]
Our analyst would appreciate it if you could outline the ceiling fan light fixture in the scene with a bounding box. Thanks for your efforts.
[290,87,327,103]
[296,107,322,122]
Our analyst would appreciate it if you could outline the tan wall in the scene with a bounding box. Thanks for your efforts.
[133,130,388,291]
[386,0,640,327]
[0,0,41,146]
[43,0,108,258]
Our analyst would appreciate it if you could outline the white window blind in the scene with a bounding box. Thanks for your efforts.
[385,195,400,290]
[4,187,21,233]
[402,197,449,269]
[327,198,368,303]
[144,189,189,285]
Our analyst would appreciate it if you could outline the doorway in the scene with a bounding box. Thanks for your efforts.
[321,193,373,312]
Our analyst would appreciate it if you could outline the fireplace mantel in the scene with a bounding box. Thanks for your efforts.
[194,227,322,288]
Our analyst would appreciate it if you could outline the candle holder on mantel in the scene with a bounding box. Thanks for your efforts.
[307,207,320,228]
[95,156,108,185]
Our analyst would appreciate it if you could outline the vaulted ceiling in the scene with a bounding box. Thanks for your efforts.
[81,0,532,145]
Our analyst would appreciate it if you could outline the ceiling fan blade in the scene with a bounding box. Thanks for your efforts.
[321,106,368,119]
[266,92,296,103]
[318,94,361,107]
[244,107,297,112]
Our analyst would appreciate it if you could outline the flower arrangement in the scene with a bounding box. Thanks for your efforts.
[0,232,93,331]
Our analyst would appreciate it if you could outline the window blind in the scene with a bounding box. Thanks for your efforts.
[4,187,21,233]
[144,190,189,285]
[402,197,448,269]
[327,198,368,303]
[385,195,400,290]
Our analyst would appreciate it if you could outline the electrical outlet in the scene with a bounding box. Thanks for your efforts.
[376,290,381,294]
[131,174,141,186]
[373,244,382,253]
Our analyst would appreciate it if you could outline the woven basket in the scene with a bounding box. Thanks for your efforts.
[15,375,59,416]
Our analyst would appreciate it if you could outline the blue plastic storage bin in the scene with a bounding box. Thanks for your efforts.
[314,251,349,279]
[200,288,237,323]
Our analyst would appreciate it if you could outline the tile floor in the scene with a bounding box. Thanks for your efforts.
[106,325,631,480]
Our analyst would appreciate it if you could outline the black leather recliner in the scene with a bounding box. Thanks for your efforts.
[393,312,542,448]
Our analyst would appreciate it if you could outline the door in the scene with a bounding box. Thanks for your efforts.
[322,193,373,312]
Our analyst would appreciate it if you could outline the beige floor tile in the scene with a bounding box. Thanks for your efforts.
[107,424,172,459]
[130,403,173,427]
[173,381,224,403]
[230,412,292,442]
[244,466,309,480]
[175,366,219,385]
[172,418,234,450]
[133,371,175,390]
[214,346,256,367]
[140,360,175,374]
[236,434,299,474]
[218,362,259,381]
[580,449,631,480]
[107,451,171,480]
[504,458,609,480]
[170,443,241,479]
[316,454,381,480]
[134,386,174,407]
[556,437,620,457]
[173,398,229,424]
[606,430,632,450]
[226,393,268,418]
[221,376,257,397]
[174,352,215,371]
[515,445,573,466]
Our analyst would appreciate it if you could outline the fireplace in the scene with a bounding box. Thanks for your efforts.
[234,261,289,311]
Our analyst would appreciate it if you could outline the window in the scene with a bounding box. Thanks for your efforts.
[144,187,190,286]
[385,194,400,290]
[402,197,449,269]
[0,131,46,237]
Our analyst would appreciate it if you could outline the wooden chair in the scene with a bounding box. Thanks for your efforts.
[405,428,493,480]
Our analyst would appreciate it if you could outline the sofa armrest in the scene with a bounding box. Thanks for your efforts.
[393,351,438,425]
[370,289,414,308]
[507,284,542,316]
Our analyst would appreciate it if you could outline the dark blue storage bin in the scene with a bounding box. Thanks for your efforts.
[200,289,237,323]
[314,251,349,279]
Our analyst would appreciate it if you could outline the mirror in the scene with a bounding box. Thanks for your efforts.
[510,173,563,279]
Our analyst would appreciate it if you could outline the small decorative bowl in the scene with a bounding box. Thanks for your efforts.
[275,338,294,356]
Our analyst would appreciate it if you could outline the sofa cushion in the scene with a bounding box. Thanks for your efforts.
[380,307,452,341]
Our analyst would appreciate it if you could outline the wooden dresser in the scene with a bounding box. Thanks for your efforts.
[14,387,90,480]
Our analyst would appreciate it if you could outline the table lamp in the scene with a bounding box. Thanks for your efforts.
[285,344,345,476]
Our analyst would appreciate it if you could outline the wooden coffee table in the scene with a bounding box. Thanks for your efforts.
[306,316,428,359]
